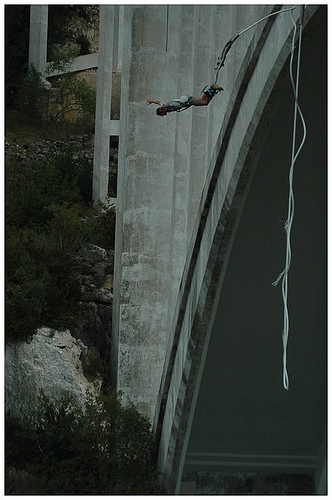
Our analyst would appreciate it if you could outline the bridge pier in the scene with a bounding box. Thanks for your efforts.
[111,4,252,422]
[92,5,116,205]
[29,5,48,74]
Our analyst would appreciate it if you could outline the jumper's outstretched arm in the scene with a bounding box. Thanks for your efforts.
[146,99,161,105]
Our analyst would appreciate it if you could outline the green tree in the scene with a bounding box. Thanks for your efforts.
[16,64,50,119]
[46,58,96,129]
[6,392,163,495]
[5,150,115,342]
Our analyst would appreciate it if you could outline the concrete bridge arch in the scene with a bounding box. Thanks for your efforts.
[145,5,326,493]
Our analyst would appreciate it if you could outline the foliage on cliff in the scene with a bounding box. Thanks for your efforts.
[6,391,162,495]
[5,143,115,342]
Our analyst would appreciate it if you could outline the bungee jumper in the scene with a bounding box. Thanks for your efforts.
[147,6,298,119]
[146,83,223,116]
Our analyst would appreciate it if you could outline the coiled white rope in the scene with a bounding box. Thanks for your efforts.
[272,7,307,390]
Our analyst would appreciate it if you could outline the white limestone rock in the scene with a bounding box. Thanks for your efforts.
[5,327,101,416]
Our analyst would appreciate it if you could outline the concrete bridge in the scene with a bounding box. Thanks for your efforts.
[29,4,326,494]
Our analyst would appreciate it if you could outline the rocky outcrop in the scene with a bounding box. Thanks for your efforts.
[5,243,114,417]
[72,244,113,385]
[49,5,100,58]
[5,137,116,410]
[5,135,94,166]
[5,327,102,417]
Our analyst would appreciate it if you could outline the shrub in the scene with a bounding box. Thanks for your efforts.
[46,58,96,129]
[5,148,115,342]
[81,201,116,249]
[82,346,104,380]
[5,392,163,495]
[16,64,50,119]
[6,157,82,229]
[5,225,82,340]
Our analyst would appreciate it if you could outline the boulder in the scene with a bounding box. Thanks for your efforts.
[5,327,101,417]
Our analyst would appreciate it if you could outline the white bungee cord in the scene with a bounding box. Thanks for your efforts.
[214,6,297,84]
[272,7,307,390]
[215,6,307,390]
[237,6,297,37]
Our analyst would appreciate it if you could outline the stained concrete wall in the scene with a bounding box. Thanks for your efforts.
[112,4,270,422]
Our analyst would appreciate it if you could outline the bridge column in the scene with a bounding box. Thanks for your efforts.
[28,5,48,73]
[93,5,118,205]
[112,5,182,421]
[112,3,230,425]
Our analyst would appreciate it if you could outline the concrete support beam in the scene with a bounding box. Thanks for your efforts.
[93,5,116,205]
[109,120,120,135]
[46,53,98,77]
[112,4,261,423]
[116,7,125,72]
[29,5,48,73]
[112,5,181,421]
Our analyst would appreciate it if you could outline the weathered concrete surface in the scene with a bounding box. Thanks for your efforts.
[46,53,98,77]
[112,5,269,422]
[92,5,116,205]
[29,5,48,74]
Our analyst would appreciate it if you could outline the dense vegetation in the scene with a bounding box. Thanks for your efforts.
[5,5,111,342]
[6,391,162,494]
[6,145,115,342]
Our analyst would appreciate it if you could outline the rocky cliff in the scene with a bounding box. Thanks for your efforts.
[5,242,113,417]
[6,327,101,414]
[5,136,116,415]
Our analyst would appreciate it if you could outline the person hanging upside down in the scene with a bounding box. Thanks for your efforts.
[146,83,223,116]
